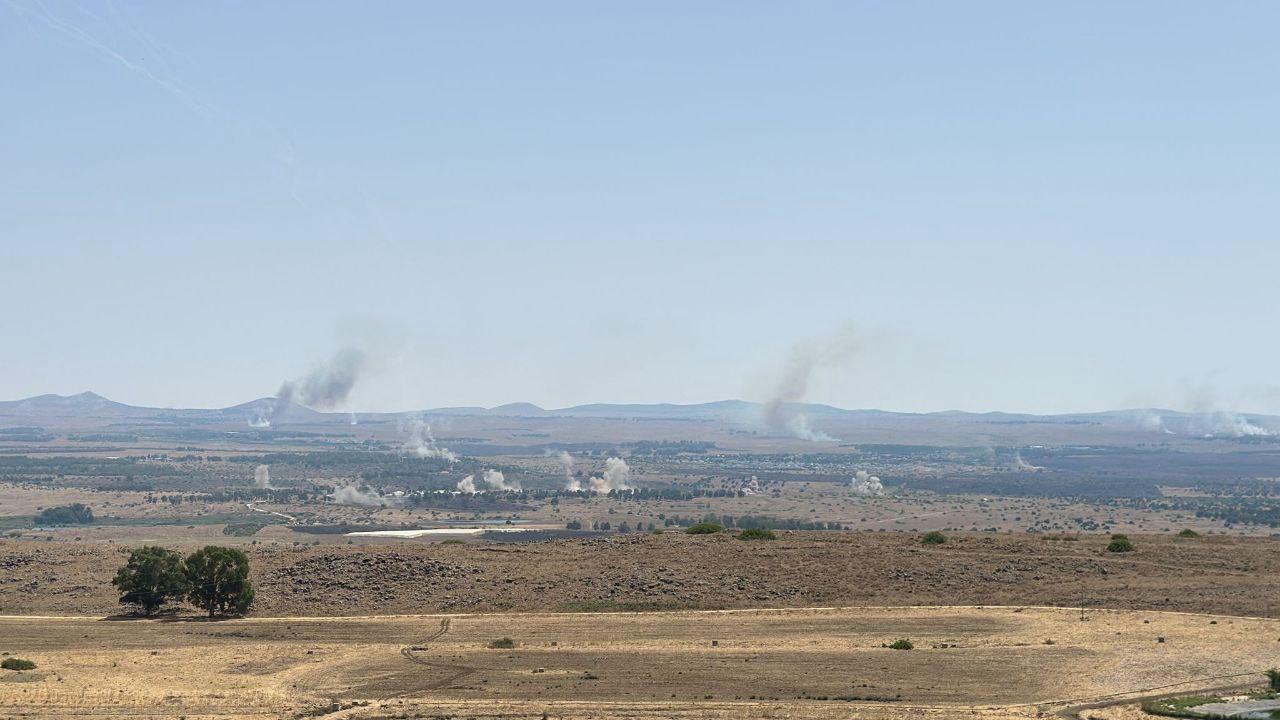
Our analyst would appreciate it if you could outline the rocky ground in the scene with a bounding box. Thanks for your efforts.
[2,531,1278,617]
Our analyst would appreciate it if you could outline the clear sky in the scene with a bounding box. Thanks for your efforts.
[3,2,1278,414]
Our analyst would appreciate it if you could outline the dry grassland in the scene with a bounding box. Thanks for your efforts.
[1,606,1275,719]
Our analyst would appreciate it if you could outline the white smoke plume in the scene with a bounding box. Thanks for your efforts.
[253,464,272,489]
[330,484,398,507]
[588,457,632,493]
[482,469,520,491]
[1180,382,1273,438]
[1013,452,1044,472]
[741,475,761,495]
[1192,412,1271,438]
[849,470,884,497]
[1134,410,1174,434]
[456,470,519,493]
[349,412,359,426]
[248,413,271,428]
[401,416,459,462]
[547,450,579,491]
[273,346,366,419]
[762,327,859,442]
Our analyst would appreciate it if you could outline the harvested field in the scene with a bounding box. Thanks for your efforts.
[0,606,1276,719]
[3,532,1280,617]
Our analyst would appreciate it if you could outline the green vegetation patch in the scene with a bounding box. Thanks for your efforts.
[35,503,94,525]
[1107,534,1135,553]
[921,531,946,545]
[1141,695,1223,717]
[0,658,36,671]
[737,528,776,541]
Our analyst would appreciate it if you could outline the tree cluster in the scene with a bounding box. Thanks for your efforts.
[36,503,94,525]
[111,545,255,617]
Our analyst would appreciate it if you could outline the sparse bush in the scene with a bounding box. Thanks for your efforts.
[488,637,515,649]
[921,531,946,545]
[887,639,913,650]
[1268,668,1280,692]
[1,658,36,671]
[1107,535,1134,553]
[441,538,464,545]
[686,522,723,535]
[1177,529,1200,538]
[737,528,776,541]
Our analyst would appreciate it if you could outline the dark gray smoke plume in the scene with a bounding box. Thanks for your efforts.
[762,327,860,441]
[272,347,366,419]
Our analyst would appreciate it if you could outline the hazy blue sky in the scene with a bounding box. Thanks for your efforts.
[3,2,1278,413]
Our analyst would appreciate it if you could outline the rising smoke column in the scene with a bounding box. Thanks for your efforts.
[330,484,397,507]
[1133,410,1174,434]
[482,469,519,491]
[456,470,519,493]
[849,470,884,497]
[271,346,366,421]
[401,416,458,462]
[1013,452,1044,472]
[253,464,272,489]
[762,327,860,442]
[1191,411,1271,438]
[588,457,632,493]
[548,450,580,491]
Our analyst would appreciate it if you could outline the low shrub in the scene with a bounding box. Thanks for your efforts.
[1,658,36,671]
[1141,695,1222,717]
[488,637,516,649]
[221,522,264,537]
[887,639,913,650]
[921,531,946,545]
[1107,535,1134,553]
[441,539,464,545]
[686,522,723,535]
[1177,529,1200,538]
[737,528,776,541]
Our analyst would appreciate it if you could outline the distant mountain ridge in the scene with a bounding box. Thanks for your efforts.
[1,391,1276,430]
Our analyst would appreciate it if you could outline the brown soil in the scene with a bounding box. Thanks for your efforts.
[2,532,1278,618]
[1,606,1275,719]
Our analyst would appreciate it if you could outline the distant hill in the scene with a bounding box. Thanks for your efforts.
[0,391,1277,442]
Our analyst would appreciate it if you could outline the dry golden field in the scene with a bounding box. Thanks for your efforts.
[1,606,1276,719]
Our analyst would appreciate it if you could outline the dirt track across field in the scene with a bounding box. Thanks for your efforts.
[1,606,1277,719]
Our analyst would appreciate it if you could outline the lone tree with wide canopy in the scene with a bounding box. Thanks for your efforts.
[183,545,255,617]
[111,546,188,616]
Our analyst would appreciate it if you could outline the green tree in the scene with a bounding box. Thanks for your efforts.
[111,546,187,616]
[183,546,255,617]
[37,503,94,525]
